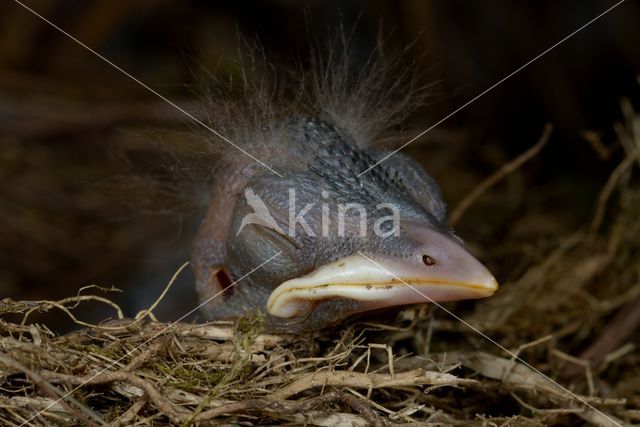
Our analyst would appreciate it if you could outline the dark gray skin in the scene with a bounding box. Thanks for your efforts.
[192,117,456,333]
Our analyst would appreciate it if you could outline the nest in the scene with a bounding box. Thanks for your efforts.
[1,118,639,426]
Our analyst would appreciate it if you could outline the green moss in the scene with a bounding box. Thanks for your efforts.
[155,362,228,390]
[181,313,265,426]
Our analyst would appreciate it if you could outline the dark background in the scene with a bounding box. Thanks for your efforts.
[0,0,638,330]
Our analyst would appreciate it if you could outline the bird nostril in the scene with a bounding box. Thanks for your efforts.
[422,255,436,266]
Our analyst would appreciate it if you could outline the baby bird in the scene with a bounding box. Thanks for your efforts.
[191,52,498,333]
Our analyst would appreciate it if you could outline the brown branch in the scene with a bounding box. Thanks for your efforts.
[449,123,553,226]
[269,368,476,400]
[193,391,384,426]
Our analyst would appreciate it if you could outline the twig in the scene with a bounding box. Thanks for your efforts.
[589,148,638,238]
[17,262,188,333]
[40,370,189,425]
[449,123,553,226]
[193,391,384,426]
[269,368,475,400]
[510,392,583,414]
[454,351,621,425]
[18,295,124,330]
[113,397,147,427]
[566,293,640,378]
[582,130,620,160]
[503,335,553,384]
[124,337,170,371]
[134,261,189,321]
[552,349,595,396]
[0,352,107,427]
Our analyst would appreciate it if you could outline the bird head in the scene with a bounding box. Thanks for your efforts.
[201,119,498,332]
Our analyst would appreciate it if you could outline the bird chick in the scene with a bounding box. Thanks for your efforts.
[191,50,498,333]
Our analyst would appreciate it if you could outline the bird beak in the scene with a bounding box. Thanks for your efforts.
[267,228,498,318]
